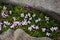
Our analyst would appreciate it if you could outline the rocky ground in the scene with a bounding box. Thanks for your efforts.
[0,29,52,40]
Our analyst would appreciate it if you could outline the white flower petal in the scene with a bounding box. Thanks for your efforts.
[21,21,28,25]
[13,17,16,21]
[4,21,11,25]
[10,24,17,28]
[50,27,54,32]
[35,20,39,23]
[9,10,12,14]
[46,32,50,36]
[28,21,31,24]
[29,17,32,20]
[0,25,2,30]
[54,27,58,31]
[0,22,2,30]
[38,18,41,21]
[3,6,7,10]
[14,21,20,24]
[18,22,21,25]
[35,26,39,30]
[32,14,36,17]
[31,25,35,29]
[28,13,31,17]
[45,16,49,21]
[28,27,32,31]
[1,11,8,18]
[42,28,46,32]
[21,13,24,17]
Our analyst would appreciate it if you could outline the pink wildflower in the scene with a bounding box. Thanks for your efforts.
[50,27,54,32]
[4,21,11,25]
[54,27,58,31]
[35,26,39,30]
[29,17,32,20]
[0,22,2,30]
[13,17,16,21]
[28,27,32,31]
[1,11,8,18]
[42,28,46,32]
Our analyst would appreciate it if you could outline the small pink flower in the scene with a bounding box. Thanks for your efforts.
[50,27,54,32]
[24,14,28,18]
[54,27,58,31]
[28,27,32,31]
[1,11,8,18]
[10,21,20,28]
[21,21,28,25]
[13,21,20,24]
[25,16,27,18]
[0,22,2,30]
[50,27,58,32]
[26,5,30,10]
[35,26,39,30]
[4,21,11,25]
[10,23,17,28]
[18,22,21,26]
[31,25,35,29]
[13,17,16,21]
[42,28,46,32]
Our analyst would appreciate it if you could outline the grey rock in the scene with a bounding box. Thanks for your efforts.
[0,29,14,40]
[0,0,60,23]
[14,29,33,40]
[0,29,52,40]
[0,0,60,14]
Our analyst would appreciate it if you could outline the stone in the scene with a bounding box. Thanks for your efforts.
[14,29,52,40]
[14,29,32,40]
[0,29,52,40]
[0,0,60,13]
[0,0,60,23]
[0,29,14,40]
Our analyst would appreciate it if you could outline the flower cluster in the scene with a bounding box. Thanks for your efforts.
[41,26,58,36]
[1,6,9,18]
[28,25,39,31]
[50,27,58,32]
[0,5,59,38]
